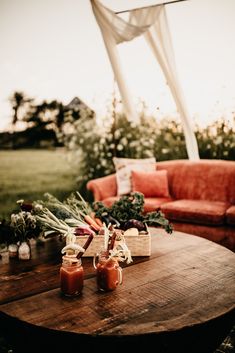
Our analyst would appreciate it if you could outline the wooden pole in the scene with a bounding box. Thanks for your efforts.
[115,0,188,15]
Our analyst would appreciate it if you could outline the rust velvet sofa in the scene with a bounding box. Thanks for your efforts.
[87,159,235,251]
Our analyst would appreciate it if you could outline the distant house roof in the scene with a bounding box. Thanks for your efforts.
[65,97,93,112]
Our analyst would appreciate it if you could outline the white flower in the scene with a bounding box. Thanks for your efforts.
[214,136,223,145]
[93,144,99,152]
[16,199,24,205]
[162,148,169,154]
[34,204,43,212]
[106,133,113,141]
[120,137,128,146]
[117,144,123,151]
[10,214,17,224]
[129,141,138,148]
[114,129,121,139]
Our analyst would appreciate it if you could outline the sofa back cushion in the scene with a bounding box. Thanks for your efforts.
[157,159,235,203]
[113,157,156,195]
[131,170,170,198]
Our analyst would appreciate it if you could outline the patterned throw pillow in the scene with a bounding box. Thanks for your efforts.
[131,170,170,198]
[113,157,156,196]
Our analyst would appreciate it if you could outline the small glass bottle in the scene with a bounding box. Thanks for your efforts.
[8,243,18,258]
[18,241,31,260]
[93,251,122,292]
[60,255,84,297]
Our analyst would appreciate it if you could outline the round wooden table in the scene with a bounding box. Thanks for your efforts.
[0,229,234,353]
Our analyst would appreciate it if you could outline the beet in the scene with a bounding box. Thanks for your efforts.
[123,219,146,231]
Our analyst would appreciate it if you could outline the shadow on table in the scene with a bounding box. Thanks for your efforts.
[0,311,234,353]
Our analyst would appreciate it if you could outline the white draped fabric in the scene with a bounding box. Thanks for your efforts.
[90,0,199,160]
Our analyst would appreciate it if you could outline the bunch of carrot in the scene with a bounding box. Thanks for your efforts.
[73,192,103,232]
[83,212,102,232]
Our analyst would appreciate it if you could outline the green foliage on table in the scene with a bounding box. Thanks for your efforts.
[93,192,173,234]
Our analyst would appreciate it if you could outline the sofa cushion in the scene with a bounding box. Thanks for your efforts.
[160,200,230,226]
[101,196,173,213]
[131,170,170,198]
[113,157,156,196]
[226,205,235,225]
[144,197,173,213]
[157,160,235,203]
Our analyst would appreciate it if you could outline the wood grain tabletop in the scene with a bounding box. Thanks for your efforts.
[0,229,234,353]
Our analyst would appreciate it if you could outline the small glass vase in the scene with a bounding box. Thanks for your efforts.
[93,250,123,292]
[18,241,31,260]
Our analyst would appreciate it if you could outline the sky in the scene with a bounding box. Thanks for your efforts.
[0,0,235,131]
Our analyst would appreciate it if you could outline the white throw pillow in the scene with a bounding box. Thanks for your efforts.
[113,157,156,196]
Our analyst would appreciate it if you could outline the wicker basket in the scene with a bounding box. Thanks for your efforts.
[75,229,151,257]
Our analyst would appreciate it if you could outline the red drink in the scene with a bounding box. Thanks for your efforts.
[60,255,84,296]
[94,252,122,291]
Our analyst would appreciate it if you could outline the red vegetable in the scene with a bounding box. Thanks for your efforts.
[123,219,146,231]
[74,225,95,236]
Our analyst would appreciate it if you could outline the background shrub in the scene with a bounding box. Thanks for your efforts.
[62,107,235,199]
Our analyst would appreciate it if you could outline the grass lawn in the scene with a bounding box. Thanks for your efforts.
[0,148,78,220]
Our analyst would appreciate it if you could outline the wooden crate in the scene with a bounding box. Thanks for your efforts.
[75,230,151,257]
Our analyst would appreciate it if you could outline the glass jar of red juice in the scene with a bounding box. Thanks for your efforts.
[60,255,84,296]
[93,251,122,291]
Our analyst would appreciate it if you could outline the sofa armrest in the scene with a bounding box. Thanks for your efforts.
[86,173,117,201]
